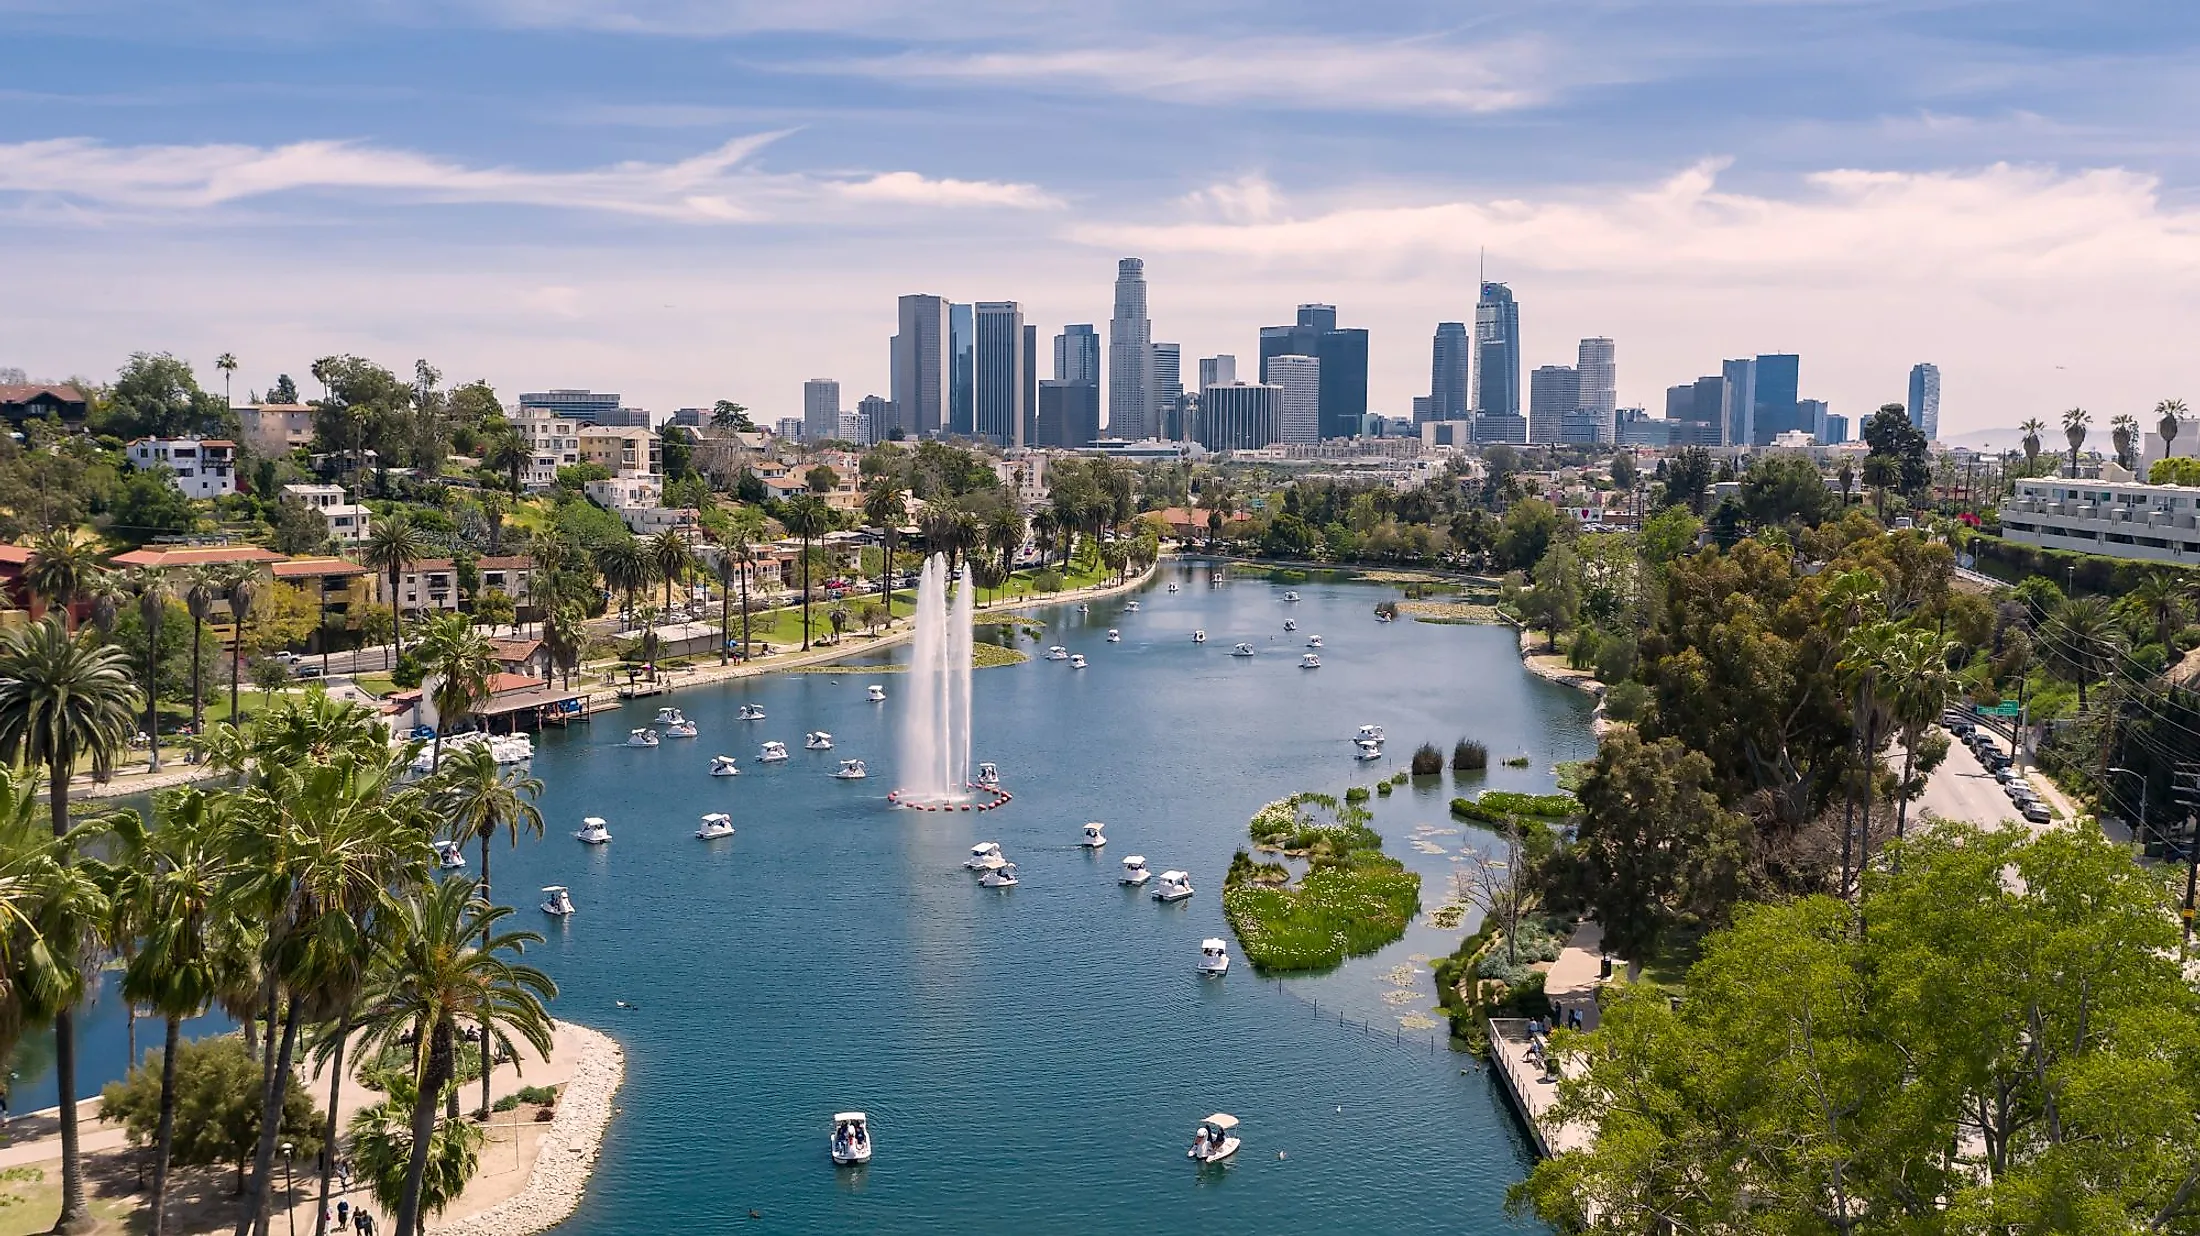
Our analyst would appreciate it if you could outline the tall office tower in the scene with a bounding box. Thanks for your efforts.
[1576,337,1616,437]
[1822,413,1850,444]
[1108,258,1152,439]
[1720,358,1756,448]
[1667,375,1732,447]
[1269,355,1321,444]
[1197,383,1281,452]
[1055,324,1100,384]
[1151,342,1183,439]
[1799,399,1829,442]
[802,379,842,442]
[948,303,975,436]
[1473,283,1521,422]
[519,389,621,423]
[1430,322,1471,422]
[1907,363,1941,442]
[857,395,893,442]
[1036,380,1101,448]
[890,294,948,438]
[1528,365,1581,443]
[1751,353,1800,444]
[1024,324,1039,446]
[1258,304,1368,439]
[1198,355,1236,389]
[972,302,1028,447]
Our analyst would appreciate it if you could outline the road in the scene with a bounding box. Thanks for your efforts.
[1913,725,2068,836]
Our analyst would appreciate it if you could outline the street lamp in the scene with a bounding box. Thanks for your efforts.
[280,1141,296,1236]
[2108,767,2149,849]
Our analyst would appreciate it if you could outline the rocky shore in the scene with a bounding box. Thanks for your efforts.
[433,1022,626,1236]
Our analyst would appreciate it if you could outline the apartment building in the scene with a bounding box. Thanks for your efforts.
[1999,477,2200,564]
[281,483,372,545]
[126,437,238,499]
[514,404,584,490]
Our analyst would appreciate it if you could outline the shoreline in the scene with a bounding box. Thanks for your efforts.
[72,557,1163,803]
[431,1021,626,1236]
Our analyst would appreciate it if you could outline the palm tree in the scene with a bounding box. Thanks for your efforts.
[0,617,139,1233]
[227,749,432,1236]
[2048,595,2120,710]
[23,529,99,631]
[362,512,433,661]
[647,528,693,614]
[345,1067,484,1231]
[355,878,556,1236]
[2015,417,2046,477]
[2158,399,2187,472]
[541,602,584,690]
[2061,406,2090,477]
[216,352,239,410]
[103,788,238,1236]
[828,603,851,643]
[417,615,496,771]
[593,537,649,627]
[1883,630,1956,847]
[222,564,262,722]
[986,505,1026,579]
[2110,413,2141,471]
[2131,574,2188,651]
[182,566,222,746]
[126,569,175,772]
[429,743,544,1117]
[83,570,126,637]
[862,478,908,619]
[782,496,832,651]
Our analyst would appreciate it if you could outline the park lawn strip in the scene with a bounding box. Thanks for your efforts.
[1223,793,1422,973]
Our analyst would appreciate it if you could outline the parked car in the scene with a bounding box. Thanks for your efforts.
[2021,802,2052,825]
[293,663,324,680]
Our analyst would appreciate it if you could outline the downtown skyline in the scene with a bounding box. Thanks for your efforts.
[5,2,2198,433]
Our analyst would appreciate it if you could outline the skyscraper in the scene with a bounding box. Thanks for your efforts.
[1430,322,1471,422]
[1198,355,1236,389]
[1055,325,1100,384]
[1528,365,1580,444]
[890,294,948,438]
[1576,337,1616,437]
[948,303,975,437]
[1270,355,1321,445]
[1036,381,1100,448]
[857,395,893,442]
[1197,383,1280,452]
[972,301,1028,447]
[1108,258,1152,439]
[1752,353,1800,443]
[1258,304,1368,440]
[1151,342,1183,438]
[1907,363,1941,442]
[1473,283,1520,423]
[1668,375,1730,447]
[802,379,841,443]
[1720,358,1756,448]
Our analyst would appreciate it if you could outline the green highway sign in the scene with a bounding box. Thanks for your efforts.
[1979,702,2023,717]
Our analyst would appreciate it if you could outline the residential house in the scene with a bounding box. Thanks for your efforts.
[387,559,462,616]
[578,425,660,477]
[486,638,553,680]
[623,507,701,536]
[237,404,317,455]
[281,483,372,545]
[586,474,662,511]
[476,556,537,611]
[514,404,584,490]
[0,384,88,429]
[126,437,238,499]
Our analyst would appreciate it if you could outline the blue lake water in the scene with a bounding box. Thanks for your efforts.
[493,560,1597,1234]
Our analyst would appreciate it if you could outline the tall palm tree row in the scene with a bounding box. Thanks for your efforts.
[431,743,544,1117]
[129,567,175,772]
[781,495,833,651]
[221,563,263,725]
[862,478,908,618]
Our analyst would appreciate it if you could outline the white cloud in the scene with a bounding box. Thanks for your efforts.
[0,133,1062,221]
[1085,160,2200,281]
[807,35,1566,113]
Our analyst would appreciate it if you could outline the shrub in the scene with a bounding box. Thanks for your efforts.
[1344,786,1371,803]
[1410,743,1443,776]
[1032,569,1064,593]
[103,1035,326,1179]
[516,1084,559,1105]
[492,1094,520,1113]
[1453,739,1489,771]
[1604,679,1649,722]
[1567,627,1599,672]
[1269,568,1311,584]
[1502,755,1531,768]
[1375,781,1394,797]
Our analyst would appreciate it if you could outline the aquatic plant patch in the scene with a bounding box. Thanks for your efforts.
[1223,850,1423,973]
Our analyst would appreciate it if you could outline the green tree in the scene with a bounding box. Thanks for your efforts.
[271,497,330,556]
[646,527,693,614]
[345,1069,483,1230]
[0,617,139,1233]
[805,463,840,494]
[1495,497,1566,571]
[219,564,262,722]
[1883,628,1955,845]
[2062,404,2091,477]
[417,615,496,770]
[1863,402,1932,504]
[354,878,555,1236]
[1661,447,1714,514]
[103,352,228,439]
[110,469,201,544]
[103,1035,324,1197]
[23,529,101,631]
[2046,594,2120,710]
[592,536,649,625]
[1515,826,2200,1235]
[1738,453,1838,528]
[128,568,175,771]
[428,742,544,1116]
[862,478,908,619]
[1560,731,1748,976]
[782,496,832,651]
[1636,505,1702,567]
[362,512,433,662]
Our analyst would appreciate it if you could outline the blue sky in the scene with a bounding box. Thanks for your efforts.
[5,0,2200,437]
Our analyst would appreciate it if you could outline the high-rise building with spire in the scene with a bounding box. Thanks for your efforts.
[1108,258,1152,439]
[1473,282,1520,436]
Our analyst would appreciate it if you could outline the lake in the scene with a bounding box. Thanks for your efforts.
[485,559,1597,1234]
